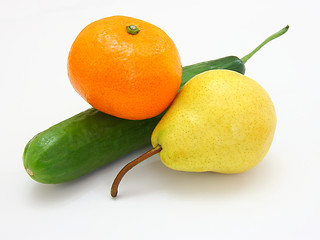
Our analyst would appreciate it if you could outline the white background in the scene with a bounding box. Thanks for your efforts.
[1,0,320,239]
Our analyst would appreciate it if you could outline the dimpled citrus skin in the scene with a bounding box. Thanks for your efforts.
[151,69,277,173]
[67,16,182,120]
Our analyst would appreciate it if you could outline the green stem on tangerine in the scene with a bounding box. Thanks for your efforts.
[111,145,162,198]
[241,25,289,64]
[126,25,140,35]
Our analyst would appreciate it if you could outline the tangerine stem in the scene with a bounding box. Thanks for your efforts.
[126,25,140,35]
[111,145,162,198]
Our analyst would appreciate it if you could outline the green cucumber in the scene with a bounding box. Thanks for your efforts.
[23,26,289,183]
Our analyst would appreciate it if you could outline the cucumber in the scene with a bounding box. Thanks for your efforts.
[23,57,245,183]
[23,26,289,183]
[23,109,163,183]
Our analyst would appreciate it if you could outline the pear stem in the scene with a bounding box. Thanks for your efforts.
[111,145,162,198]
[241,25,289,64]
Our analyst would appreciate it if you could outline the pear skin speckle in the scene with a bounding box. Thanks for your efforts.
[151,70,276,173]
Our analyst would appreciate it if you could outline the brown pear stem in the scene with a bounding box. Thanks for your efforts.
[111,145,162,198]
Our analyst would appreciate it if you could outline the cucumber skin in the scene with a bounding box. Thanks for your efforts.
[23,56,245,184]
[181,56,245,87]
[24,109,162,183]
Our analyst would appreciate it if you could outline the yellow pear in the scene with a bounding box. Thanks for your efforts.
[152,69,276,173]
[111,69,276,197]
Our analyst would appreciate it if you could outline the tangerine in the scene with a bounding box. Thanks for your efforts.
[67,16,182,120]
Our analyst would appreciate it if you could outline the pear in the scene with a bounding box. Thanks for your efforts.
[152,69,276,173]
[111,69,276,197]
